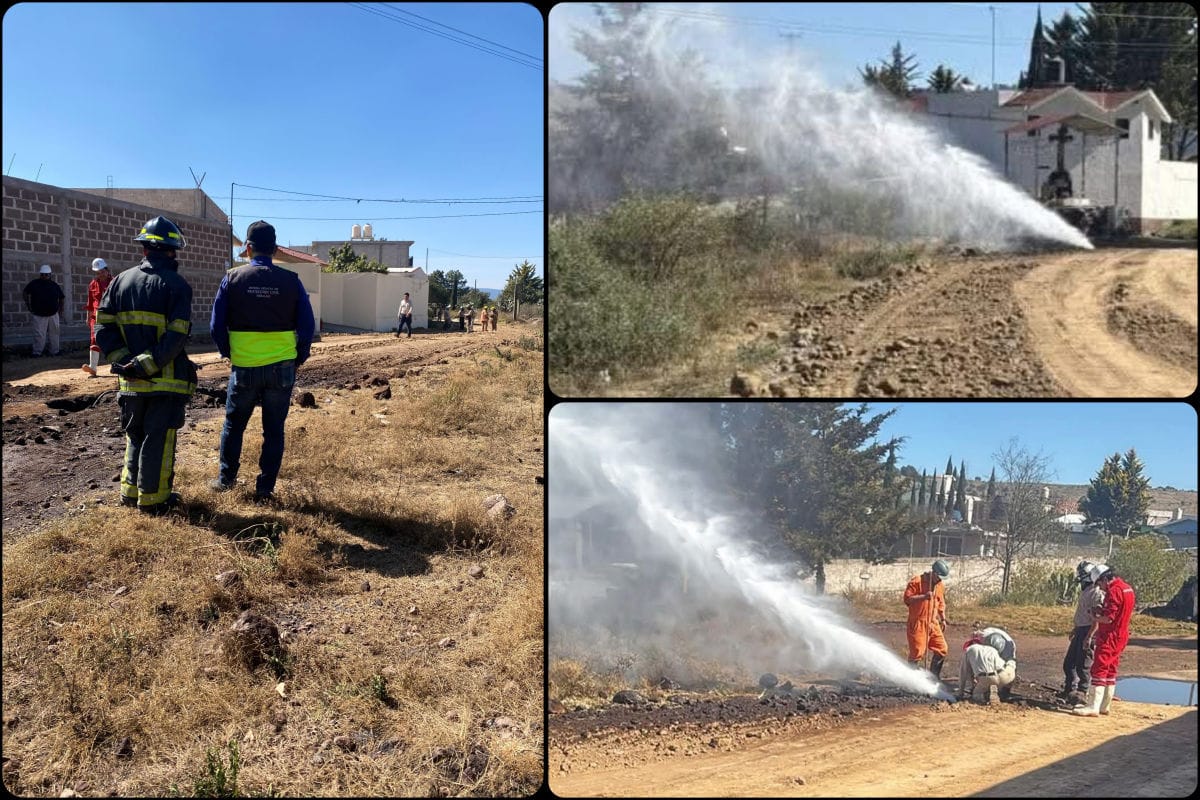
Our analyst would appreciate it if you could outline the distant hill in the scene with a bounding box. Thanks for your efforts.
[900,470,1197,517]
[477,288,503,299]
[964,479,1196,516]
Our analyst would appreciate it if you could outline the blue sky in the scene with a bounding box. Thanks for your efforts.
[865,402,1198,489]
[550,2,1079,89]
[2,2,543,291]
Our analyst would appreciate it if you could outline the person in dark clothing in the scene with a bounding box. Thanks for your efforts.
[23,264,65,357]
[95,216,197,515]
[1061,560,1104,702]
[210,220,315,501]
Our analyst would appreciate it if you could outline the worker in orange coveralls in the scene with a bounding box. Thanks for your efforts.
[904,559,950,681]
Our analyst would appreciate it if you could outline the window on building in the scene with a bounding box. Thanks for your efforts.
[1117,118,1130,139]
[1149,120,1156,139]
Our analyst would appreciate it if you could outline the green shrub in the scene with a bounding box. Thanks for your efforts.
[831,246,919,280]
[548,199,734,382]
[982,562,1078,606]
[1155,219,1197,240]
[1109,534,1197,605]
[591,193,730,281]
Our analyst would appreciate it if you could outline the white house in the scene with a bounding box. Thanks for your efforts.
[1054,512,1088,533]
[915,85,1197,232]
[319,267,430,332]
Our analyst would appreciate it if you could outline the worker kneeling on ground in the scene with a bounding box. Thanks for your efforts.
[959,632,1017,704]
[904,559,950,680]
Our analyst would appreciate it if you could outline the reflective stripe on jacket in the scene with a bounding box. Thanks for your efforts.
[94,254,195,397]
[211,256,314,368]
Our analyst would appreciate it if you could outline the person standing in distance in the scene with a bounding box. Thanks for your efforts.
[94,216,197,514]
[82,257,113,376]
[23,264,65,358]
[396,292,413,338]
[210,220,315,501]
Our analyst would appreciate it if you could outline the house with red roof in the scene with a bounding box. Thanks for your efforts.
[913,83,1196,233]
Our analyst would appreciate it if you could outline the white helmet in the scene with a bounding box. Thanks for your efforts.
[1089,564,1110,583]
[92,258,108,271]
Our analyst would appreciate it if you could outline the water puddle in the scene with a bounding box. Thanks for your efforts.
[1116,677,1198,706]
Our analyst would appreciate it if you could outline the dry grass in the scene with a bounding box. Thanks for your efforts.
[2,345,543,797]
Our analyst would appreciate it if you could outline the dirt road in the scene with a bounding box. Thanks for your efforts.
[550,625,1197,797]
[551,702,1196,797]
[733,246,1196,398]
[2,326,536,542]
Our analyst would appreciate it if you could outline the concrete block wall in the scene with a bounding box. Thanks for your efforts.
[818,555,1087,602]
[3,176,230,348]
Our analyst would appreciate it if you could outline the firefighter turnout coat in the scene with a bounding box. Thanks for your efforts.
[95,253,197,396]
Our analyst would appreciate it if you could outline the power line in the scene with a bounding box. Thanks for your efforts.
[380,3,542,62]
[641,5,1197,50]
[231,196,542,204]
[348,3,540,70]
[229,209,541,221]
[1091,11,1197,21]
[233,182,540,203]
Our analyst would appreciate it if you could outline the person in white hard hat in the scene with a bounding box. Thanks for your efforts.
[22,264,64,357]
[1060,560,1105,703]
[82,258,114,376]
[958,632,1017,704]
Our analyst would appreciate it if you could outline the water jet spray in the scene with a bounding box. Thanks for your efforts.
[550,406,955,701]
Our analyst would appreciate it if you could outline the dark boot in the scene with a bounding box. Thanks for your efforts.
[930,654,945,681]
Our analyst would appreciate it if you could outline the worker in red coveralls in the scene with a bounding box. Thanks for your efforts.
[1073,564,1135,717]
[904,559,950,681]
[81,258,113,377]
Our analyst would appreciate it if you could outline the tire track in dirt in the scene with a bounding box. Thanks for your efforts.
[738,254,1062,398]
[551,702,1197,797]
[1013,249,1197,397]
[819,256,1058,397]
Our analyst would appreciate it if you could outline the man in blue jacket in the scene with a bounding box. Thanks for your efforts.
[95,216,197,514]
[210,220,315,501]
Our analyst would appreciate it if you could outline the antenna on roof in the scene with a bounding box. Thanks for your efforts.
[189,167,208,218]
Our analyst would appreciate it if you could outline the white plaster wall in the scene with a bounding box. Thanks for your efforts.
[319,271,431,331]
[276,262,321,335]
[341,273,379,330]
[1143,160,1198,220]
[321,277,343,328]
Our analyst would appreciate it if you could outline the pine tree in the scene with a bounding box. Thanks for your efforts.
[718,404,927,594]
[860,41,921,99]
[954,460,968,519]
[918,468,927,508]
[984,466,997,523]
[927,64,967,93]
[1079,448,1153,535]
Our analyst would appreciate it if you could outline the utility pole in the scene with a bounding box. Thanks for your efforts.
[989,5,996,88]
[779,30,802,58]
